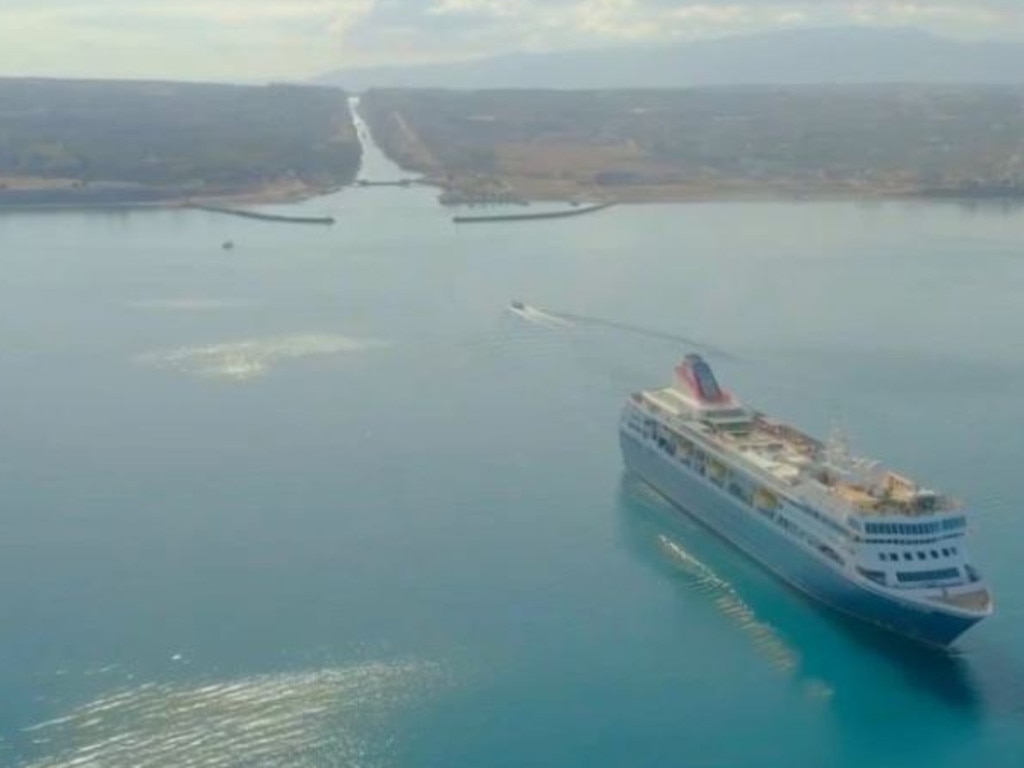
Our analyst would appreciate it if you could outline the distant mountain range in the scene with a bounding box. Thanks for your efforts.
[318,27,1024,90]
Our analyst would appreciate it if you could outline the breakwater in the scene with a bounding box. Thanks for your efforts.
[186,204,335,225]
[354,179,421,188]
[452,201,613,224]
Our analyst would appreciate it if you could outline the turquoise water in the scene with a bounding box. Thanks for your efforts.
[2,129,1024,767]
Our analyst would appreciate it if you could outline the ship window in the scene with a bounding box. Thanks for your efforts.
[930,550,939,559]
[942,548,951,557]
[896,568,960,584]
[857,567,887,585]
[916,551,927,560]
[903,552,913,561]
[731,484,751,504]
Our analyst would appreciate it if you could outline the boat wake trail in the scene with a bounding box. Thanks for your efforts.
[507,302,574,330]
[507,301,735,359]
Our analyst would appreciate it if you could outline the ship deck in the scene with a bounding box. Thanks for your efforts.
[929,588,993,613]
[641,387,954,517]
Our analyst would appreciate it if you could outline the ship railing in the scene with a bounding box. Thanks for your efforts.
[927,587,992,612]
[790,479,859,522]
[650,409,859,536]
[697,432,857,536]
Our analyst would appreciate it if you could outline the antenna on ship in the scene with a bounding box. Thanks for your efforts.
[825,420,851,472]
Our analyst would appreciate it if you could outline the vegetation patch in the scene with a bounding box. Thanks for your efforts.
[0,78,361,205]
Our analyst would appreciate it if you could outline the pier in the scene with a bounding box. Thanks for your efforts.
[354,178,422,188]
[452,201,614,224]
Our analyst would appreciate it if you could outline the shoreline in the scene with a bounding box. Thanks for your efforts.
[475,175,1024,206]
[2,177,1023,213]
[0,178,343,213]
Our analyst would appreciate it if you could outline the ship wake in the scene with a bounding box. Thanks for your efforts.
[507,301,733,359]
[656,534,800,673]
[507,302,575,330]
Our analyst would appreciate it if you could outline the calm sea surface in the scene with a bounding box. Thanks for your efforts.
[1,124,1024,768]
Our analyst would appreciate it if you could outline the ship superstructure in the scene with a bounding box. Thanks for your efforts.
[619,354,993,646]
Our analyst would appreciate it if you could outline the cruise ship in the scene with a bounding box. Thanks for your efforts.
[620,354,993,646]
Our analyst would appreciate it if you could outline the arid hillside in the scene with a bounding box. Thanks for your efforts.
[360,86,1024,203]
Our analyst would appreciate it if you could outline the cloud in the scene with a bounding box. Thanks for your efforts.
[0,0,377,80]
[0,0,1021,80]
[341,0,1024,63]
[847,2,1006,26]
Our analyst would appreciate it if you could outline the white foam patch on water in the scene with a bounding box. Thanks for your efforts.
[657,534,799,673]
[22,660,447,768]
[137,334,389,380]
[129,299,251,312]
[802,678,835,700]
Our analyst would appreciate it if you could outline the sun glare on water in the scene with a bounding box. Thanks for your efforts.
[22,660,448,768]
[136,334,390,381]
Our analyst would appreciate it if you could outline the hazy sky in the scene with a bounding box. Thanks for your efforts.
[1,0,1022,81]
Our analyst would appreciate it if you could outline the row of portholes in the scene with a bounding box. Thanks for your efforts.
[878,547,957,563]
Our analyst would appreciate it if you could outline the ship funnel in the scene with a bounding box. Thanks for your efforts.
[675,354,731,404]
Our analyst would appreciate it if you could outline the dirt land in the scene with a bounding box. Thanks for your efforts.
[0,176,331,210]
[360,86,1024,205]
